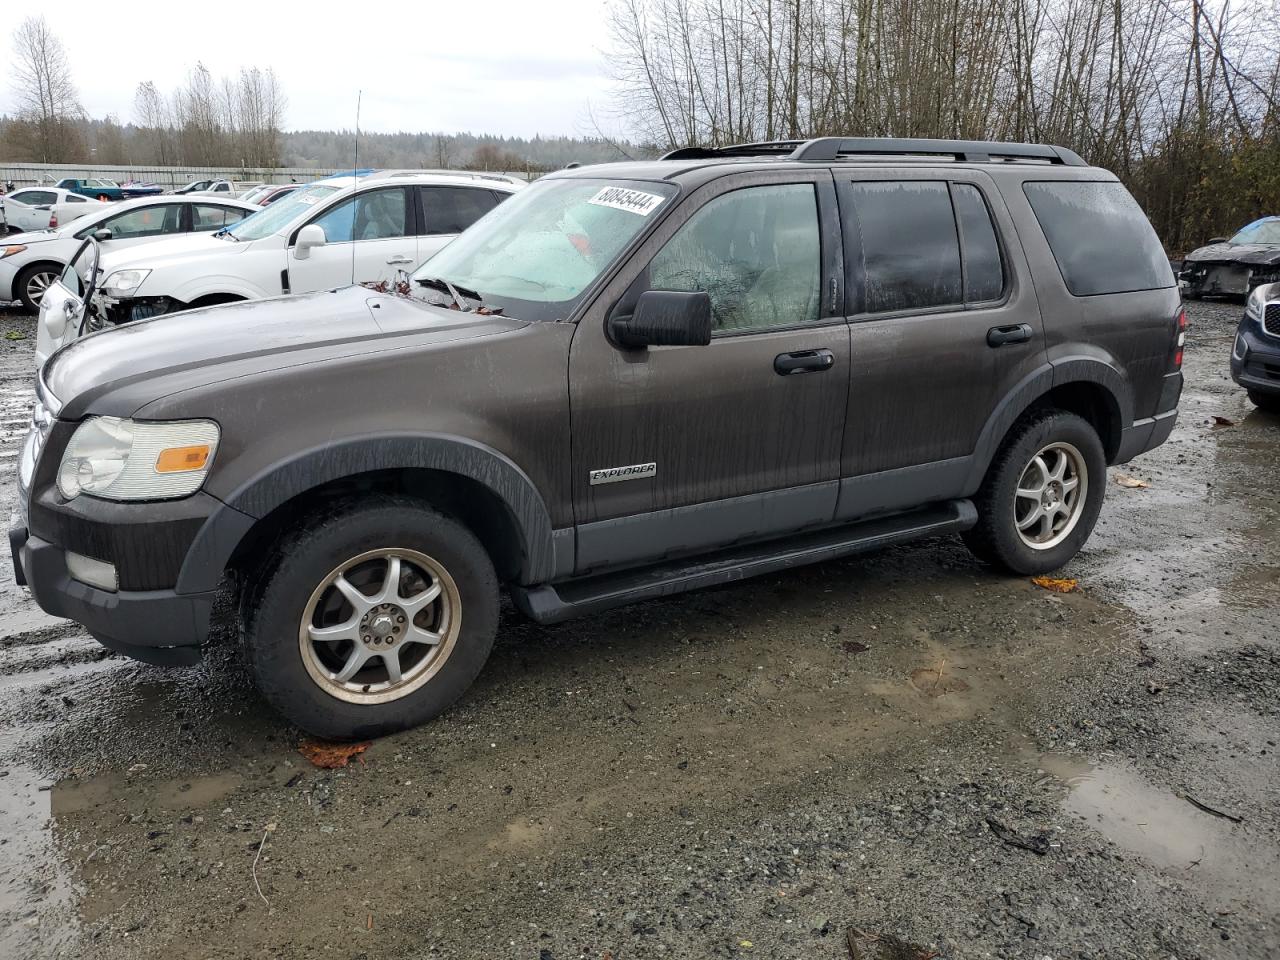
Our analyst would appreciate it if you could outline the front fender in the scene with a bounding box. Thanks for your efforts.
[175,433,556,594]
[165,275,273,304]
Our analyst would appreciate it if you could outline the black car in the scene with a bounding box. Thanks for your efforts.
[1180,216,1280,298]
[1232,281,1280,412]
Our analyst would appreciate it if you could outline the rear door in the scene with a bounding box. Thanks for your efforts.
[287,186,416,292]
[835,170,1046,518]
[416,186,502,262]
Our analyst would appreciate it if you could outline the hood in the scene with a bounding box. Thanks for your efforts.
[4,228,60,245]
[98,231,249,274]
[44,287,528,419]
[1184,241,1280,266]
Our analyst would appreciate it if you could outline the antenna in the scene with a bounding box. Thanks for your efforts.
[352,90,361,286]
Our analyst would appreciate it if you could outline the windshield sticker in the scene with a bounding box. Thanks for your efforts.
[588,187,665,216]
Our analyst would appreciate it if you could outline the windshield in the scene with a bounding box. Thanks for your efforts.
[1229,219,1280,246]
[410,178,677,321]
[224,184,341,241]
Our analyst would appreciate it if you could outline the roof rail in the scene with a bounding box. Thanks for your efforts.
[660,137,1086,166]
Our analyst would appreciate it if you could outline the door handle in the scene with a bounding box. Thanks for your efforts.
[987,323,1033,347]
[386,255,414,265]
[774,348,835,375]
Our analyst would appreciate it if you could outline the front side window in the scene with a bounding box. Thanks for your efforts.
[1024,181,1172,296]
[410,178,677,322]
[421,186,500,235]
[13,190,54,205]
[192,204,250,232]
[648,183,821,333]
[310,188,408,243]
[98,204,183,239]
[845,181,963,314]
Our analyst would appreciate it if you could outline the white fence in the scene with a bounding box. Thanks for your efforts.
[0,162,536,190]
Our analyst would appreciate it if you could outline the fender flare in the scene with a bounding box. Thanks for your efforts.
[961,357,1132,492]
[175,434,556,594]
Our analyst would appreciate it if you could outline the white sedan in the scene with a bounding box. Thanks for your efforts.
[2,194,258,313]
[1,186,106,234]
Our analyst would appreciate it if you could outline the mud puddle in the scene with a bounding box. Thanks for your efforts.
[1036,751,1279,913]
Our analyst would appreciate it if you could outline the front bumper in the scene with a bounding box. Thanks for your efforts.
[12,527,215,665]
[1231,320,1280,395]
[1181,261,1280,296]
[0,258,19,302]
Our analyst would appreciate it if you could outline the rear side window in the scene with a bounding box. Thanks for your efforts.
[421,187,500,235]
[845,181,962,313]
[952,184,1003,302]
[1024,181,1172,296]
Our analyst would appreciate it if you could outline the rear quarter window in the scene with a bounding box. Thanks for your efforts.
[1024,181,1172,296]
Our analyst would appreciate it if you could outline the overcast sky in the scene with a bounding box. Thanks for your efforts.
[11,0,620,138]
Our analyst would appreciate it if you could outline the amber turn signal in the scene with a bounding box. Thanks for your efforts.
[155,444,211,473]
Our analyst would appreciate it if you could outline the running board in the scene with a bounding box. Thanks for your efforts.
[511,499,976,625]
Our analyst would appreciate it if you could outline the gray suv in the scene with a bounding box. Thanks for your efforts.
[11,138,1183,739]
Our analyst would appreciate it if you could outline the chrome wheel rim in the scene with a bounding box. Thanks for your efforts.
[298,548,461,704]
[26,270,56,304]
[1013,441,1088,550]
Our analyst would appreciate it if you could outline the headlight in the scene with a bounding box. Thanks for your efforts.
[101,269,151,295]
[2,244,27,259]
[57,416,219,501]
[1245,281,1278,321]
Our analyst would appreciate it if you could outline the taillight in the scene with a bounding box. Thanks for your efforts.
[48,212,58,229]
[1172,308,1187,369]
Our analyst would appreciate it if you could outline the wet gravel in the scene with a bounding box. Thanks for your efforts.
[0,299,1277,959]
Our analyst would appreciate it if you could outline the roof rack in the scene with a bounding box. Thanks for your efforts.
[661,136,1086,166]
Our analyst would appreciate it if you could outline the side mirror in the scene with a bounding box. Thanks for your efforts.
[92,228,113,242]
[1207,236,1228,244]
[293,224,327,260]
[609,290,712,349]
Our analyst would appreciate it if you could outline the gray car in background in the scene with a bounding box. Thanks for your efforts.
[11,137,1183,740]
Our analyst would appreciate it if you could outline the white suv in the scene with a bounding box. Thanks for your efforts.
[53,169,522,339]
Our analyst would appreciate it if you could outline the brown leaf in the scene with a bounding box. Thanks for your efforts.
[298,739,371,769]
[1031,576,1078,593]
[841,641,870,654]
[1113,473,1151,489]
[1211,415,1236,427]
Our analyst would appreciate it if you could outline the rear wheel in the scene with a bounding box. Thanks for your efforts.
[16,263,60,314]
[241,496,498,739]
[962,410,1107,575]
[1248,390,1280,414]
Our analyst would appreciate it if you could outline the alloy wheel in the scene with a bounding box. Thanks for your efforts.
[298,548,461,704]
[1012,441,1088,550]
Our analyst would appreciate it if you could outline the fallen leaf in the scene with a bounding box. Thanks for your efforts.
[298,739,371,769]
[1113,473,1151,489]
[841,641,870,654]
[739,941,753,949]
[1032,576,1078,593]
[1211,415,1235,427]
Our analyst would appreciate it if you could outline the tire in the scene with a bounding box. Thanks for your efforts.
[962,409,1107,575]
[1248,390,1280,414]
[16,263,61,314]
[241,495,499,740]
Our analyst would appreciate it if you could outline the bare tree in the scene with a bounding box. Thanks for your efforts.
[9,15,83,161]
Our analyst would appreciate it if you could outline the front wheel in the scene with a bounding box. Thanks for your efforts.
[241,496,499,739]
[962,410,1107,575]
[1248,390,1280,414]
[16,263,60,313]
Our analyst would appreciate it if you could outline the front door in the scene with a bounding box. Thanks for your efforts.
[833,170,1047,518]
[568,172,849,575]
[287,185,417,293]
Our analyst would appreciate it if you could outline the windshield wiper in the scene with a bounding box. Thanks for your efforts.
[415,275,500,314]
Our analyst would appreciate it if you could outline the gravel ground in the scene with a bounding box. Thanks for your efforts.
[0,299,1277,960]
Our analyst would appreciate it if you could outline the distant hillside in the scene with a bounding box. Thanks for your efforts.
[280,130,652,172]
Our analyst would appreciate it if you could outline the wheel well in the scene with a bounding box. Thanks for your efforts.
[1029,381,1122,462]
[17,259,63,281]
[189,293,246,309]
[226,469,527,584]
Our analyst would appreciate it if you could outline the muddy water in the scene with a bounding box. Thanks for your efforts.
[0,301,1278,959]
